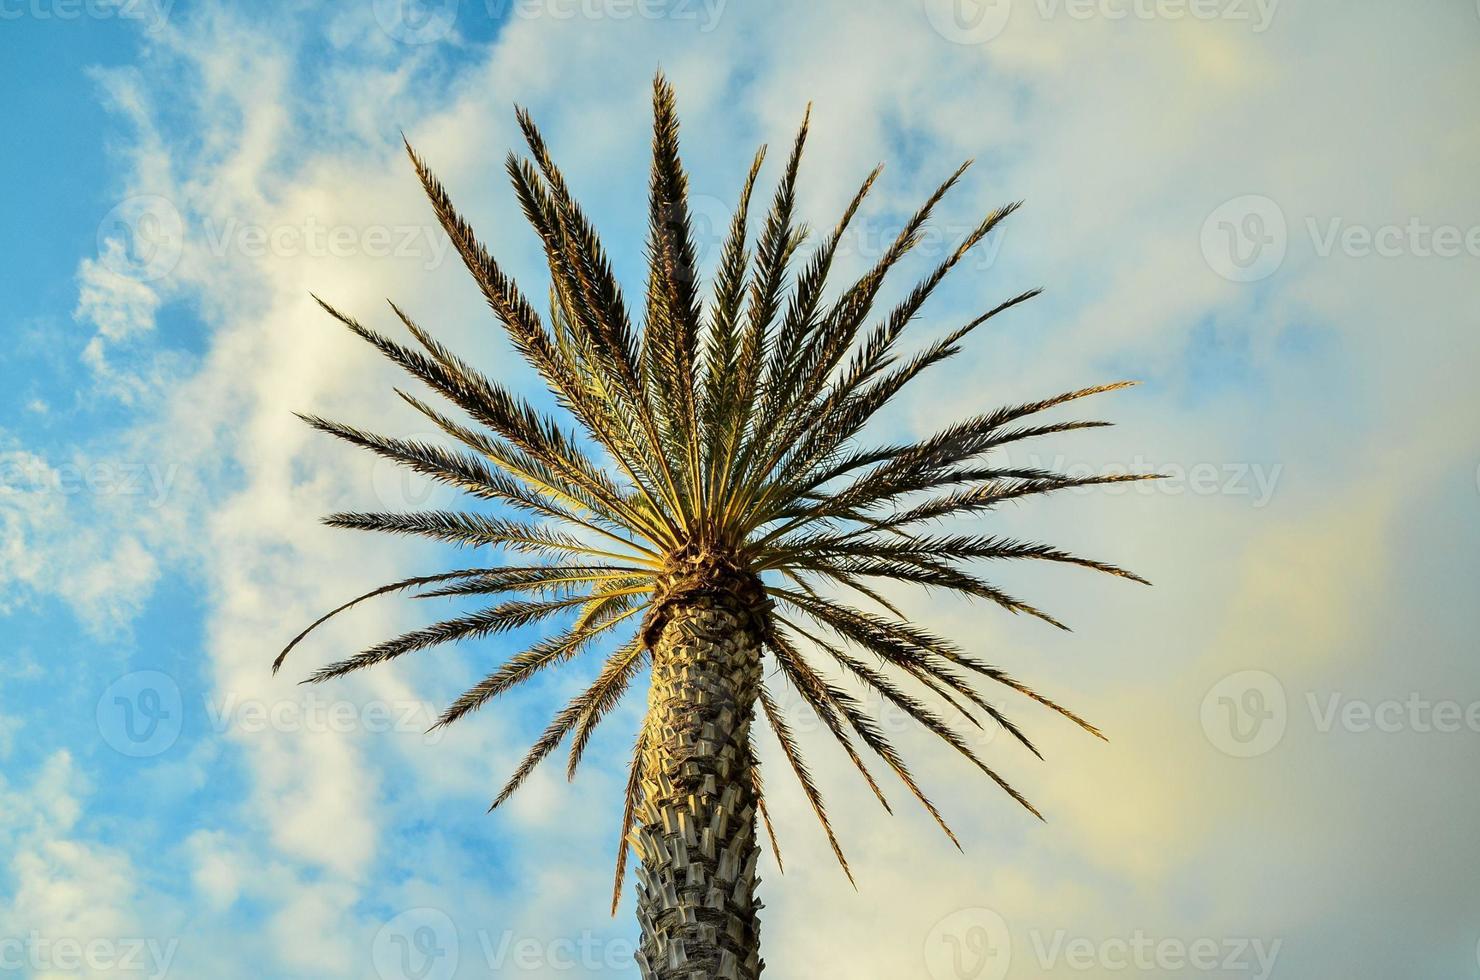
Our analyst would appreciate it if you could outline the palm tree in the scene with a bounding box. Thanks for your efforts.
[276,73,1152,980]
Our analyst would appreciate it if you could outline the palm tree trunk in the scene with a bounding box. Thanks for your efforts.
[633,586,766,980]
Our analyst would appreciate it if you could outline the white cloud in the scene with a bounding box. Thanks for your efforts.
[0,443,162,636]
[0,753,182,980]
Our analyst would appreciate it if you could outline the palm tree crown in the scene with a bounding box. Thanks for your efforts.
[277,73,1152,910]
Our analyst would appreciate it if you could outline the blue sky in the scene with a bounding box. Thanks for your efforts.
[1,1,1478,978]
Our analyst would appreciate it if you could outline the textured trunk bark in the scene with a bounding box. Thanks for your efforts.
[633,587,765,980]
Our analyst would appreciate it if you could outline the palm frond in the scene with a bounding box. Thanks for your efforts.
[433,606,645,730]
[304,589,644,684]
[567,639,647,778]
[751,742,784,874]
[610,724,649,915]
[767,630,891,813]
[759,685,854,885]
[273,567,514,674]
